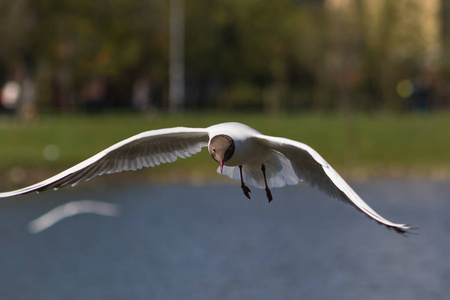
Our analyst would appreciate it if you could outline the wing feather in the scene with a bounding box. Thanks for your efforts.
[0,127,209,197]
[254,135,411,234]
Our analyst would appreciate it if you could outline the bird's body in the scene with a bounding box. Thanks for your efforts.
[0,122,412,234]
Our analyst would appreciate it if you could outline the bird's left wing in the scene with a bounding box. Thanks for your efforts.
[0,127,209,198]
[254,135,411,234]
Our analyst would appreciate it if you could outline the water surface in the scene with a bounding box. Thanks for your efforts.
[0,180,446,299]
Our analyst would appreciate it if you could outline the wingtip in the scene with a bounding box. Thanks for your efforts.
[388,224,418,236]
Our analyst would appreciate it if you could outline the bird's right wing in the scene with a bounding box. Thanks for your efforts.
[0,127,210,198]
[254,135,412,234]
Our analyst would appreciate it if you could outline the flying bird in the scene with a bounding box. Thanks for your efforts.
[0,122,411,233]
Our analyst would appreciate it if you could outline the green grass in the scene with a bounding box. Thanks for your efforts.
[1,111,449,188]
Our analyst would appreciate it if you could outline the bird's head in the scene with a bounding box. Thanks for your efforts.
[208,135,235,173]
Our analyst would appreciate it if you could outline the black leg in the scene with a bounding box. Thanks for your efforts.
[261,164,273,202]
[239,165,251,199]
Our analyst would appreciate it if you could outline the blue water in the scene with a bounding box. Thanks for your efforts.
[0,180,446,299]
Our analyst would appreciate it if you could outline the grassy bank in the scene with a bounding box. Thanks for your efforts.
[1,111,449,188]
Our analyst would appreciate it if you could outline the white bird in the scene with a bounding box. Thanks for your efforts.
[0,122,411,233]
[27,200,120,234]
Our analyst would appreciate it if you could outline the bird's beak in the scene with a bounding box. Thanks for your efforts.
[219,160,224,174]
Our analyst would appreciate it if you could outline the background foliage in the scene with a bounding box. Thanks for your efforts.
[0,0,447,114]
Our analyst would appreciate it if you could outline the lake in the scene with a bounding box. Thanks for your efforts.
[0,180,446,299]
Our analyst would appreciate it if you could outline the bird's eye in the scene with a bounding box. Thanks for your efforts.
[224,145,234,161]
[212,147,216,153]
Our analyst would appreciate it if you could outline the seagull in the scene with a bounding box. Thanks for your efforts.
[0,122,411,233]
[28,200,120,234]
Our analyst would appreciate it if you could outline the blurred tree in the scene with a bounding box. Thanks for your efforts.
[0,0,444,113]
[442,0,450,66]
[169,0,185,113]
[32,0,169,110]
[0,0,38,118]
[186,0,326,111]
[324,0,438,111]
[0,0,169,111]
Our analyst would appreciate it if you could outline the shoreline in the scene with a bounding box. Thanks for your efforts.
[1,166,448,192]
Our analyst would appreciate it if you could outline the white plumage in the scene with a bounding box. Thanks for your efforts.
[0,122,412,233]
